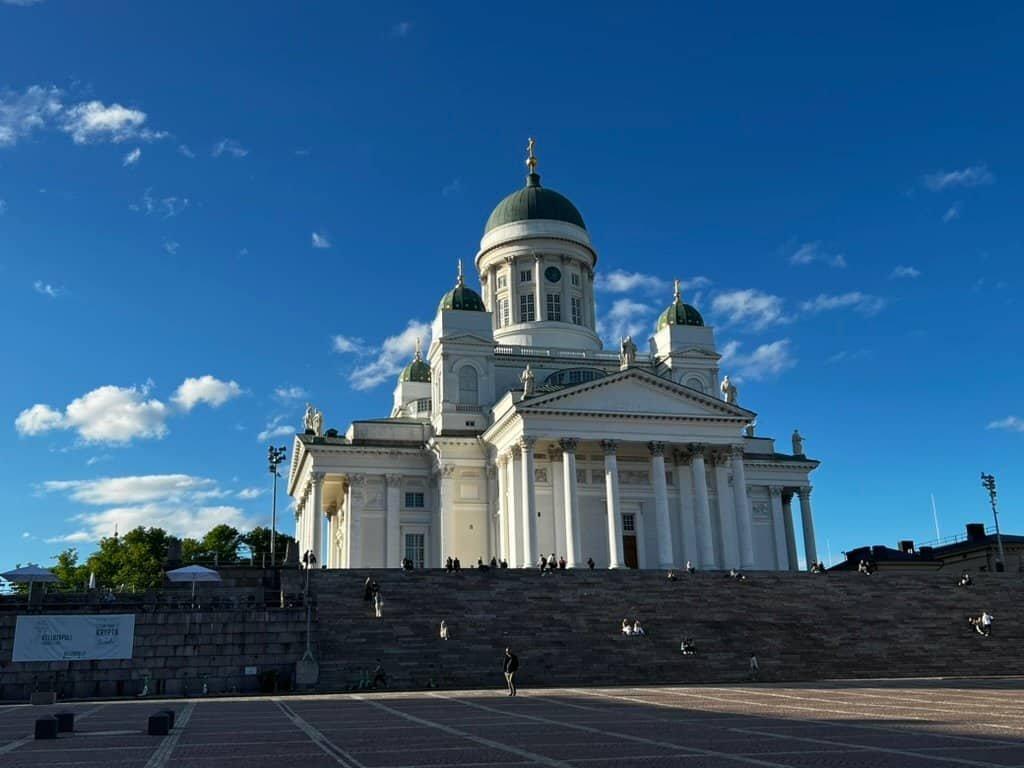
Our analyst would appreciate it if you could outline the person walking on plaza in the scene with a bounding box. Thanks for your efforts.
[503,647,519,696]
[749,652,760,680]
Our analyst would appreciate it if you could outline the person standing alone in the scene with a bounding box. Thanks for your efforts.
[503,647,519,696]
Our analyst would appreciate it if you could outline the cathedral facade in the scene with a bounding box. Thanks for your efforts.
[287,144,820,570]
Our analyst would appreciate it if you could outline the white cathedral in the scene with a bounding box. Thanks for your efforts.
[287,142,820,571]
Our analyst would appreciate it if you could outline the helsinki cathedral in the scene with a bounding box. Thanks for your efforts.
[287,141,820,570]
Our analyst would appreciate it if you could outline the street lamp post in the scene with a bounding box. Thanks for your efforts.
[268,445,288,565]
[980,472,1005,572]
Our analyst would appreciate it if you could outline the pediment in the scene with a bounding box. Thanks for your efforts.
[518,369,753,420]
[436,333,496,346]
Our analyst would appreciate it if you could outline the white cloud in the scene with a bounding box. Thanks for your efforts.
[85,454,111,466]
[890,265,921,279]
[599,298,656,344]
[257,415,295,442]
[43,474,213,505]
[826,349,872,364]
[129,188,189,218]
[1,1,46,5]
[0,198,7,215]
[0,85,62,146]
[122,147,141,166]
[15,382,170,444]
[332,335,364,354]
[47,531,92,544]
[33,280,63,298]
[441,178,462,197]
[177,144,195,158]
[987,416,1024,433]
[942,202,961,223]
[597,270,668,294]
[719,339,796,381]
[710,289,790,330]
[392,21,412,37]
[923,164,995,191]
[171,375,243,411]
[273,385,308,402]
[800,292,885,316]
[312,231,331,249]
[163,241,179,255]
[237,487,265,500]
[789,241,847,268]
[212,138,248,158]
[350,320,431,391]
[62,100,166,144]
[50,505,254,545]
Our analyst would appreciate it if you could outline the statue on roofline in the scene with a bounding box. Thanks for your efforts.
[720,375,738,404]
[520,363,535,397]
[792,429,805,456]
[619,335,637,369]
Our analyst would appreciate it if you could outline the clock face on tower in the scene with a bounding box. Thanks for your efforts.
[544,266,562,283]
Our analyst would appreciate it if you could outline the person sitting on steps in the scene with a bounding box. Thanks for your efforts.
[632,619,646,636]
[667,570,677,581]
[686,560,696,574]
[445,557,454,574]
[587,557,595,570]
[621,618,633,636]
[372,659,387,688]
[958,571,973,587]
[680,637,697,656]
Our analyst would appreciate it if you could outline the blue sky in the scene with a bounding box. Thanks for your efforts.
[1,1,1021,571]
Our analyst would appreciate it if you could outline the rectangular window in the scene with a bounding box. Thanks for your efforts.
[497,274,507,289]
[520,269,532,283]
[546,293,561,321]
[622,514,636,533]
[571,296,582,325]
[571,272,580,287]
[519,294,535,322]
[591,469,604,485]
[497,298,510,327]
[404,492,424,508]
[405,533,425,569]
[576,469,587,485]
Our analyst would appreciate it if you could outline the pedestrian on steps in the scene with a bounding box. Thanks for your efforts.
[749,652,760,680]
[440,619,449,640]
[503,647,519,696]
[374,589,383,618]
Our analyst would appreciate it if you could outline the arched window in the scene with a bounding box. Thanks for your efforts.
[458,366,479,405]
[684,376,705,393]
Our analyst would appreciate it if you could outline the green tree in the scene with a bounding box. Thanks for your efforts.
[181,537,203,563]
[242,526,297,565]
[85,526,169,591]
[199,524,244,564]
[51,548,88,590]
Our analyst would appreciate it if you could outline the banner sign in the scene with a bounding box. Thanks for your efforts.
[12,614,135,662]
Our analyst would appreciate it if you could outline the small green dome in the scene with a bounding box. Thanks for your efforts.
[484,172,586,233]
[399,340,431,382]
[438,261,486,312]
[656,281,705,329]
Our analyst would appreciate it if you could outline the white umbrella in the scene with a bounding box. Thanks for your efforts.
[166,564,222,603]
[87,571,97,590]
[1,565,59,584]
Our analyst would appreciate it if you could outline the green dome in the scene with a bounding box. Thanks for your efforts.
[484,172,586,233]
[656,281,704,329]
[399,358,431,383]
[439,262,486,312]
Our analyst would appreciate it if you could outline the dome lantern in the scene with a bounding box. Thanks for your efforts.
[656,278,705,329]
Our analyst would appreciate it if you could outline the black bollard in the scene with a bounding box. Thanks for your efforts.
[159,709,175,728]
[35,717,59,740]
[55,712,75,733]
[147,713,170,736]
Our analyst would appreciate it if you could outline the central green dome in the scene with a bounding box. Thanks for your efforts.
[484,172,586,233]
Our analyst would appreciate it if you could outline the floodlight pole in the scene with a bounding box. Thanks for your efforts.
[980,472,1005,572]
[268,446,288,565]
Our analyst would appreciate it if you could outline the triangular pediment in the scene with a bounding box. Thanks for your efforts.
[517,368,754,420]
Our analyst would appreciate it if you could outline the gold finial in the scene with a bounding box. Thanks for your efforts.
[456,258,464,286]
[673,278,682,303]
[414,337,422,361]
[526,137,537,173]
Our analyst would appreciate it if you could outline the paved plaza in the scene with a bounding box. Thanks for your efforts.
[1,678,1022,767]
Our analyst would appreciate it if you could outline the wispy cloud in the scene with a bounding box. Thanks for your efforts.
[598,270,667,294]
[2,1,47,5]
[0,84,62,146]
[212,138,248,158]
[789,241,846,268]
[0,198,6,215]
[171,375,243,411]
[826,349,873,364]
[62,100,166,144]
[163,241,179,255]
[719,339,796,381]
[800,292,885,316]
[237,487,265,500]
[122,147,141,166]
[889,265,921,279]
[273,385,308,403]
[710,289,790,330]
[923,164,994,192]
[441,178,462,197]
[129,188,189,218]
[942,202,962,223]
[391,21,412,37]
[312,231,331,249]
[332,335,363,353]
[341,320,431,391]
[257,415,295,442]
[33,280,63,298]
[598,298,656,344]
[987,416,1024,433]
[177,144,195,158]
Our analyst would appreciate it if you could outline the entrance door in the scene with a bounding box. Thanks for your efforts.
[622,512,638,568]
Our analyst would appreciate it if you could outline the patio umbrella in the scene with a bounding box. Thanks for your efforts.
[1,565,59,584]
[87,571,97,590]
[165,564,222,603]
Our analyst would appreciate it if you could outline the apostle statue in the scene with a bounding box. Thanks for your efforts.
[520,363,536,397]
[720,375,738,404]
[792,429,805,456]
[619,335,637,369]
[312,408,324,437]
[303,403,316,433]
[744,421,757,438]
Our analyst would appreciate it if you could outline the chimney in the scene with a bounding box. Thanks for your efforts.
[966,523,986,542]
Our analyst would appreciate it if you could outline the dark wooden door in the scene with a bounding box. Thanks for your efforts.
[623,536,638,568]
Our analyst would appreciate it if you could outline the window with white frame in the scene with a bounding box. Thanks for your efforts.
[571,272,580,287]
[519,268,532,283]
[622,513,636,533]
[519,294,535,322]
[458,365,479,405]
[497,273,507,289]
[405,533,425,569]
[571,296,582,325]
[497,297,510,327]
[546,293,561,321]
[404,491,425,508]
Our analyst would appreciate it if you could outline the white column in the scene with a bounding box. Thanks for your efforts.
[730,446,755,569]
[509,447,522,566]
[507,255,519,324]
[559,255,569,323]
[560,438,580,567]
[439,464,456,563]
[690,445,715,568]
[519,437,537,567]
[533,254,543,322]
[674,450,699,566]
[782,491,798,571]
[348,474,364,568]
[385,474,402,568]
[798,486,818,568]
[602,440,625,568]
[713,454,739,568]
[769,486,788,570]
[310,472,324,566]
[550,450,566,560]
[649,442,674,568]
[486,464,498,560]
[496,454,509,562]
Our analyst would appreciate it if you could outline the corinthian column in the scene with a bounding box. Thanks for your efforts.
[519,437,537,567]
[798,486,818,568]
[768,486,788,569]
[560,438,580,567]
[649,442,673,567]
[730,446,755,569]
[385,473,402,568]
[602,440,625,568]
[439,464,456,562]
[310,472,324,567]
[690,444,715,568]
